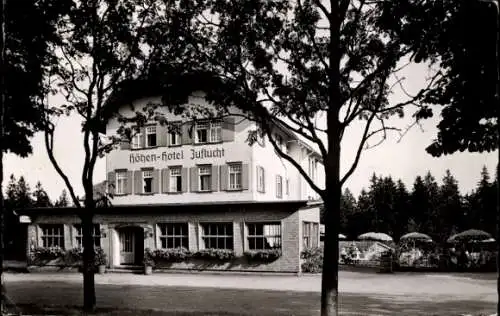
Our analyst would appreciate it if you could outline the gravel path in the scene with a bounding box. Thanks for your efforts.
[4,271,496,302]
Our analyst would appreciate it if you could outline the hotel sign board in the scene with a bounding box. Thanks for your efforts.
[129,147,225,164]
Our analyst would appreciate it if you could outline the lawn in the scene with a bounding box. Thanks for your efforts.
[3,281,497,315]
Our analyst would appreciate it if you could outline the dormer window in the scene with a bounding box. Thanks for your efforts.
[131,130,142,149]
[195,120,222,144]
[146,126,157,147]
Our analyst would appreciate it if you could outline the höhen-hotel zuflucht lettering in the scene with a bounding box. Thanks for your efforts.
[129,147,225,164]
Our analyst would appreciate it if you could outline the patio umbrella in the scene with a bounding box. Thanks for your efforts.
[339,234,347,240]
[400,232,432,242]
[446,229,492,243]
[358,232,393,242]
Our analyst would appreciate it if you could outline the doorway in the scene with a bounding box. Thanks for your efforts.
[118,226,144,266]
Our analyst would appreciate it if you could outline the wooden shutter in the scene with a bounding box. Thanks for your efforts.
[241,164,249,190]
[161,168,169,193]
[107,172,115,195]
[220,165,228,191]
[182,122,193,145]
[222,117,235,142]
[181,168,188,192]
[211,165,219,192]
[152,169,159,194]
[262,168,266,193]
[189,167,197,192]
[134,170,142,194]
[158,125,168,147]
[139,127,146,148]
[120,140,131,150]
[126,171,133,194]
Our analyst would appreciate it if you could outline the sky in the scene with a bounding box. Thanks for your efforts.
[2,56,498,202]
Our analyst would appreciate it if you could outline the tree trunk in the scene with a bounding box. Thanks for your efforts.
[81,212,96,312]
[0,0,5,313]
[320,141,341,316]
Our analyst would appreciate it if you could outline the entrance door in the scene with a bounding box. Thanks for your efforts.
[120,229,135,265]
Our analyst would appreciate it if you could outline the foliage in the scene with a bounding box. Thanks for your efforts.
[194,249,235,262]
[33,181,53,207]
[152,248,192,263]
[94,247,107,266]
[244,249,282,262]
[4,0,71,156]
[29,247,66,266]
[300,247,323,273]
[143,248,155,267]
[388,1,499,156]
[30,247,107,267]
[342,166,496,243]
[55,189,70,207]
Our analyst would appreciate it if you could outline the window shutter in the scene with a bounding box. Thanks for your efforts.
[140,127,146,148]
[126,171,133,194]
[211,165,219,192]
[182,122,193,145]
[190,167,197,192]
[181,168,188,192]
[241,164,249,190]
[161,168,169,193]
[134,170,142,194]
[220,165,228,191]
[222,117,235,142]
[107,172,115,195]
[158,125,168,147]
[152,169,159,194]
[262,168,266,193]
[120,140,131,150]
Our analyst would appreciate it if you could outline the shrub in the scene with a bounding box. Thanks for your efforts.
[301,247,323,273]
[244,249,282,262]
[94,247,107,266]
[143,248,155,267]
[153,247,192,263]
[30,247,66,265]
[194,248,235,261]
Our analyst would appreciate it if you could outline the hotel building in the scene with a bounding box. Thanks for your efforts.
[18,90,324,274]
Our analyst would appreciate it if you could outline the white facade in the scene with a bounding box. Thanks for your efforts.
[105,93,324,205]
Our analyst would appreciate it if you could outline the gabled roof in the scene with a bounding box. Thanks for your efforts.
[101,71,323,161]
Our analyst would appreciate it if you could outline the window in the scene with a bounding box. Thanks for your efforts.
[198,165,212,191]
[131,130,142,149]
[169,123,181,146]
[303,222,319,249]
[115,171,127,195]
[74,224,101,248]
[286,178,289,196]
[247,223,281,250]
[195,120,222,144]
[303,222,311,248]
[209,120,222,143]
[228,163,242,190]
[169,167,182,192]
[195,122,209,144]
[276,175,283,198]
[201,223,233,249]
[143,170,153,193]
[40,224,64,248]
[146,126,157,147]
[158,223,188,249]
[257,166,265,193]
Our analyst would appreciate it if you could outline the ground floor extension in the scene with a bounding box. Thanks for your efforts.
[18,200,321,274]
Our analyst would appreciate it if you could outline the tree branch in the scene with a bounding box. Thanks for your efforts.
[340,110,376,185]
